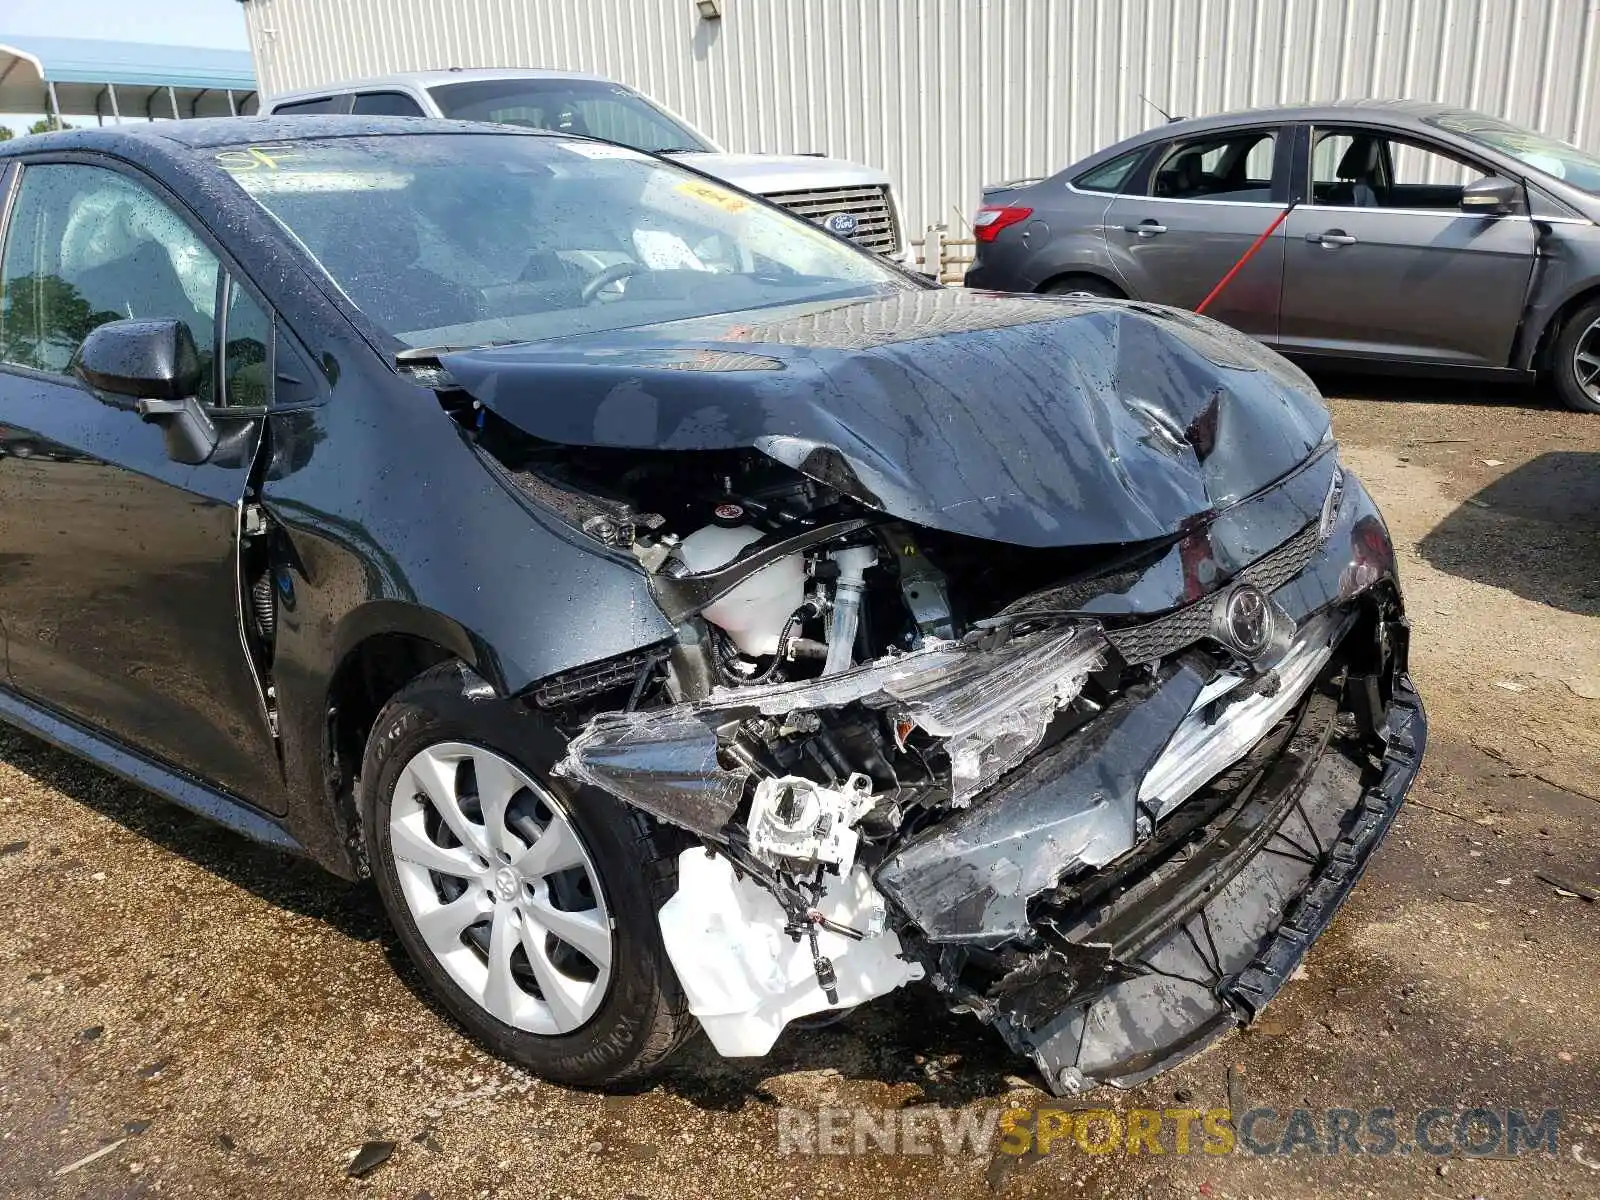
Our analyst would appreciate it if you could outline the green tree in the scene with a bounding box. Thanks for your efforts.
[0,273,106,372]
[27,116,73,135]
[0,126,13,142]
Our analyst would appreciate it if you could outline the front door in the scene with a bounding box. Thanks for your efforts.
[1277,126,1537,367]
[0,158,287,811]
[1102,124,1290,340]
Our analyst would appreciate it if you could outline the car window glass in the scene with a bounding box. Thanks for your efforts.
[1074,149,1143,194]
[352,91,425,117]
[273,95,350,114]
[1426,110,1600,195]
[222,133,905,347]
[1311,130,1487,209]
[0,163,219,381]
[1150,131,1276,201]
[1389,141,1481,190]
[223,281,272,407]
[428,79,710,152]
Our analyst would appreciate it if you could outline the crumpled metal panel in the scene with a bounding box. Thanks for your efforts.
[1137,611,1345,820]
[1007,673,1426,1094]
[556,626,1108,829]
[873,658,1208,945]
[441,289,1331,549]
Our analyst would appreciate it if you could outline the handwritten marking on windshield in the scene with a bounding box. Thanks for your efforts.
[216,145,301,172]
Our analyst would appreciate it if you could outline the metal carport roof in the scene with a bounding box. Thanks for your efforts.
[0,35,257,121]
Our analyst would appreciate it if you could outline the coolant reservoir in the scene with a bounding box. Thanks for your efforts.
[678,524,805,657]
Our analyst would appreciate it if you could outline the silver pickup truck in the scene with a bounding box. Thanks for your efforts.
[264,67,905,257]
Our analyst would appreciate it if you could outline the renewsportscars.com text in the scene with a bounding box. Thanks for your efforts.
[776,1105,1561,1159]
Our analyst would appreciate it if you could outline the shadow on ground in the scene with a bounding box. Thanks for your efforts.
[1417,450,1600,616]
[0,725,385,942]
[1310,372,1548,409]
[652,987,1025,1111]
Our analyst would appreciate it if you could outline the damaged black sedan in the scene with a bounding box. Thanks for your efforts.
[0,119,1424,1095]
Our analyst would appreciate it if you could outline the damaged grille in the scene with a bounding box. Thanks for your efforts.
[1104,600,1213,667]
[765,185,899,255]
[1243,518,1324,593]
[1106,520,1323,665]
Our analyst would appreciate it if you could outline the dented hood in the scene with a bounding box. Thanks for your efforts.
[441,288,1331,548]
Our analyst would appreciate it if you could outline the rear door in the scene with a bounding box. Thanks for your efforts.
[0,157,287,811]
[1278,125,1536,366]
[1102,124,1291,340]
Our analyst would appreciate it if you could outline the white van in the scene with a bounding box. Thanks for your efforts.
[264,68,905,257]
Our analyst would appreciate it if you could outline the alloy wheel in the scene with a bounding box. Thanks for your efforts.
[1574,317,1600,406]
[388,742,613,1035]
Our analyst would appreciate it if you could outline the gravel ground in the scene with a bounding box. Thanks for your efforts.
[1,379,1597,1199]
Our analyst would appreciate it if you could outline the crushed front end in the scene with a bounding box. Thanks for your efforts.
[444,291,1425,1092]
[509,434,1422,1093]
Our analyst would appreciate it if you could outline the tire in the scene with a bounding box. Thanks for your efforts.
[1550,298,1600,414]
[361,661,695,1086]
[1041,274,1125,300]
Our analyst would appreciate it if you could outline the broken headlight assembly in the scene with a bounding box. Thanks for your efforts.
[556,621,1109,1054]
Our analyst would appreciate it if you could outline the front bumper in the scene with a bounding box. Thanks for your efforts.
[979,666,1425,1094]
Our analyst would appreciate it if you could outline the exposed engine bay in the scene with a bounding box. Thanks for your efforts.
[469,400,1426,1094]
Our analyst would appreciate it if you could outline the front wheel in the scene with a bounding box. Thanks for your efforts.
[1550,299,1600,413]
[361,662,695,1086]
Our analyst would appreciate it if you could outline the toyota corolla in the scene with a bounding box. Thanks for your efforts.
[0,119,1425,1095]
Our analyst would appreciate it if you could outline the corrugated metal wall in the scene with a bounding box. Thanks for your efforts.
[242,0,1600,234]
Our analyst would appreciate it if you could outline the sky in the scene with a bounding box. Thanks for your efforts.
[4,0,247,50]
[3,0,248,132]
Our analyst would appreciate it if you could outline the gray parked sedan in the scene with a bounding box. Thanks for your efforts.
[965,100,1600,412]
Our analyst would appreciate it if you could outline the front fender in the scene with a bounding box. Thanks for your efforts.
[261,370,675,874]
[1512,221,1600,370]
[329,599,491,687]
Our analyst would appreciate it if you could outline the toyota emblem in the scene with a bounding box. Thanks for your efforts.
[1221,584,1272,656]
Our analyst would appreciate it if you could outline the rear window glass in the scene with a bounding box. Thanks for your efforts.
[273,96,350,115]
[352,92,425,117]
[428,79,711,153]
[1074,149,1144,194]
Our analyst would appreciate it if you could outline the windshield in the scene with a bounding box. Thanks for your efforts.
[1425,110,1600,195]
[216,133,907,348]
[429,78,713,153]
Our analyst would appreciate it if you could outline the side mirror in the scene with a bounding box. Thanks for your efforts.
[1460,175,1521,216]
[75,319,217,465]
[77,318,203,400]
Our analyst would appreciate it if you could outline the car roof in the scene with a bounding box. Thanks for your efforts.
[1048,97,1539,185]
[268,66,617,103]
[0,114,558,156]
[1134,98,1475,138]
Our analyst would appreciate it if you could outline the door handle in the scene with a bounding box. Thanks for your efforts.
[1308,230,1358,247]
[1124,221,1167,236]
